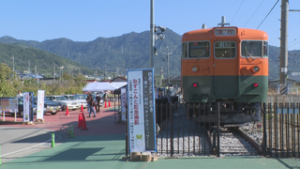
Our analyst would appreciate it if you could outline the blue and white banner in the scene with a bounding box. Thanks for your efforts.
[127,68,156,153]
[36,90,45,120]
[23,92,30,122]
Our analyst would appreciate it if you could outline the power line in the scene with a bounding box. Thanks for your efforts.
[244,0,265,27]
[231,0,244,24]
[256,0,279,29]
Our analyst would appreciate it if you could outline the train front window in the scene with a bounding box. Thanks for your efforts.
[241,41,268,58]
[214,41,236,58]
[188,41,210,58]
[182,42,187,58]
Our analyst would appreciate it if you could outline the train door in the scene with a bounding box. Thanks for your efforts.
[212,41,239,98]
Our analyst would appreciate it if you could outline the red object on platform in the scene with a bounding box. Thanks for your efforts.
[108,100,111,107]
[65,106,69,116]
[81,104,84,112]
[104,101,107,108]
[81,113,88,130]
[78,113,83,128]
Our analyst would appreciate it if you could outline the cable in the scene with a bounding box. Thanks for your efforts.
[244,0,265,27]
[256,0,279,29]
[231,0,244,24]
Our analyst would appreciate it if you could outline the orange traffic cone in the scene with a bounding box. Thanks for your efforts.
[104,101,107,108]
[108,100,111,107]
[81,104,84,112]
[77,113,83,128]
[81,113,88,130]
[65,106,69,116]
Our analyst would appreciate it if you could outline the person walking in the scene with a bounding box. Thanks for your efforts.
[95,93,101,113]
[86,92,96,117]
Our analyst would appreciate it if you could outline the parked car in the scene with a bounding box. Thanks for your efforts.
[64,94,87,109]
[46,95,79,110]
[33,97,61,115]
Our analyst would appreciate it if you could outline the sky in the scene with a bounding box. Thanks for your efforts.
[1,0,300,50]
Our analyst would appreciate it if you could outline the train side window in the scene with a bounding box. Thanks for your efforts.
[214,41,236,58]
[182,42,187,58]
[241,41,268,58]
[188,41,210,58]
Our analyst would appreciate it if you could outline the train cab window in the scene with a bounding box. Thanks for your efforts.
[214,41,236,58]
[188,41,210,58]
[182,42,187,58]
[241,41,269,58]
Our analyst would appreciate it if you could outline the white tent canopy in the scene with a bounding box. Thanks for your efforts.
[82,82,127,91]
[83,82,118,91]
[111,82,127,89]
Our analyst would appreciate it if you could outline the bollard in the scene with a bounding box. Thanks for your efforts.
[68,125,71,134]
[51,133,55,148]
[71,127,74,138]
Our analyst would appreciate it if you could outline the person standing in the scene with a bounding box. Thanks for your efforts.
[95,93,101,113]
[17,91,23,98]
[86,92,96,117]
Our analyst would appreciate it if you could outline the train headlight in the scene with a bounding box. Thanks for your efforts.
[252,66,260,73]
[193,83,198,88]
[192,67,198,72]
[253,83,258,88]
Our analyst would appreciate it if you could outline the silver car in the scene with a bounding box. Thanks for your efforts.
[46,95,79,110]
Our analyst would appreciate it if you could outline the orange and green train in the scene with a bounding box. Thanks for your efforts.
[181,22,268,124]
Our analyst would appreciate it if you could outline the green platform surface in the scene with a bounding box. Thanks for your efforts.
[1,134,299,169]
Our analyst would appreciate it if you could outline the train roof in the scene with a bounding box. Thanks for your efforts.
[182,27,268,41]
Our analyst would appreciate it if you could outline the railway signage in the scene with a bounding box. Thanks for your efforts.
[127,68,156,153]
[215,28,236,36]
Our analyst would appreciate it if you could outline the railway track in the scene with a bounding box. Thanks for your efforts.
[210,127,261,156]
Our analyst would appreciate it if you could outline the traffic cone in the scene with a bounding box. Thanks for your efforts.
[68,125,71,134]
[65,106,69,116]
[81,114,88,130]
[71,127,74,138]
[81,104,84,112]
[77,113,83,128]
[104,101,107,108]
[51,133,55,148]
[108,100,111,107]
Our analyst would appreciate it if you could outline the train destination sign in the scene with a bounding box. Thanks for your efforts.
[127,68,156,153]
[215,28,236,36]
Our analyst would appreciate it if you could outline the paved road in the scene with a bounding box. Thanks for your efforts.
[0,105,125,163]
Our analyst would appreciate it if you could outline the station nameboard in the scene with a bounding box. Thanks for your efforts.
[127,68,156,152]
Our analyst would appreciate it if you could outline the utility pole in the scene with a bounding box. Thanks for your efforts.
[12,55,15,72]
[28,60,30,76]
[165,47,172,92]
[150,0,155,68]
[35,65,37,79]
[279,0,289,95]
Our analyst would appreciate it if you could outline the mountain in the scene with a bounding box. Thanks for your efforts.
[0,42,94,77]
[0,29,299,80]
[0,29,182,77]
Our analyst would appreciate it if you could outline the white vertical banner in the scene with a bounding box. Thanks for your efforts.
[23,92,30,122]
[36,90,45,120]
[121,87,127,121]
[127,69,156,153]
